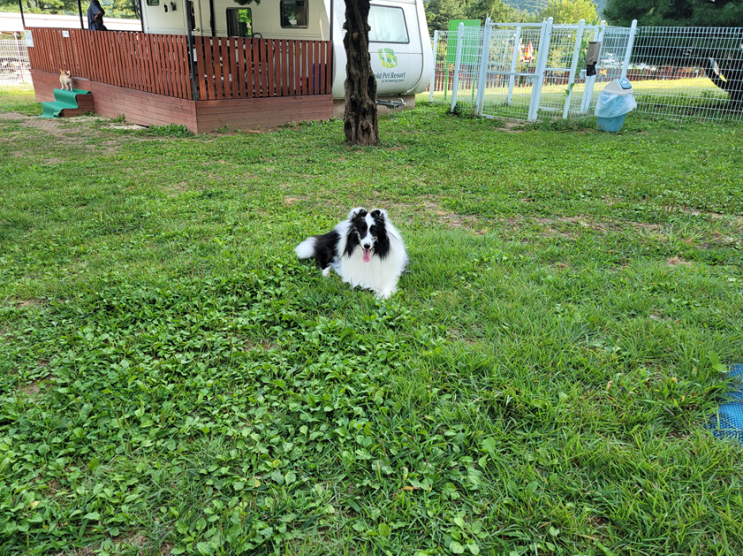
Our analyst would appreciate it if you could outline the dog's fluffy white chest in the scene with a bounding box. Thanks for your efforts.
[332,243,406,299]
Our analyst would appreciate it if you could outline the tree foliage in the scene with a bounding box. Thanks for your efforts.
[538,0,598,24]
[0,0,138,18]
[490,0,607,16]
[425,0,529,31]
[604,0,743,27]
[0,0,77,15]
[424,0,604,30]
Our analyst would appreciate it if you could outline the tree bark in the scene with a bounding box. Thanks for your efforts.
[342,0,379,146]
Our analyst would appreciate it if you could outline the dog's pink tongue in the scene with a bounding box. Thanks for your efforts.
[362,248,371,263]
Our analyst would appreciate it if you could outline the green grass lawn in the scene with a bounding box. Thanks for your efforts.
[1,91,743,556]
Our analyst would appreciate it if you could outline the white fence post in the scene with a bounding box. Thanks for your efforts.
[429,30,439,102]
[620,20,638,79]
[475,18,493,116]
[580,21,606,113]
[528,17,553,122]
[562,19,586,119]
[450,22,465,112]
[507,26,522,105]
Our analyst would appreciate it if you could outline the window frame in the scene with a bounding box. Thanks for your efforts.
[280,0,310,30]
[226,7,253,38]
[368,4,410,45]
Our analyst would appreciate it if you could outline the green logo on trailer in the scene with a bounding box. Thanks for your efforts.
[378,48,398,69]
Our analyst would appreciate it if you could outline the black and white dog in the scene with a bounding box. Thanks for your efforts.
[295,208,408,299]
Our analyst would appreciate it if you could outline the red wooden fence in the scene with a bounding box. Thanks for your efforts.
[193,37,332,100]
[26,28,332,101]
[28,28,192,99]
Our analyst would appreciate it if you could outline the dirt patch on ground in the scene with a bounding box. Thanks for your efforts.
[528,215,663,235]
[667,257,692,266]
[700,231,741,249]
[422,201,482,230]
[246,340,278,352]
[291,196,485,233]
[19,381,43,397]
[534,216,659,231]
[284,196,310,205]
[107,124,147,130]
[501,121,525,133]
[20,116,104,144]
[56,548,97,556]
[7,298,46,309]
[0,111,32,120]
[378,199,482,231]
[165,182,191,196]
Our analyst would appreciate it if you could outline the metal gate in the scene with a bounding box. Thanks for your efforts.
[0,39,33,90]
[438,17,637,122]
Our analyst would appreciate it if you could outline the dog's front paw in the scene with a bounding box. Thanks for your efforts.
[322,267,332,277]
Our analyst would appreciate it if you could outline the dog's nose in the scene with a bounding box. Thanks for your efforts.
[363,243,371,249]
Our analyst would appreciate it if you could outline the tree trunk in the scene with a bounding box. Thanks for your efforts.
[342,0,379,146]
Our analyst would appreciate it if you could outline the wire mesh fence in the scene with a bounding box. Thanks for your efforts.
[628,26,743,120]
[428,27,485,113]
[540,23,609,119]
[428,23,743,123]
[449,26,486,114]
[0,40,33,90]
[478,24,545,121]
[429,30,453,103]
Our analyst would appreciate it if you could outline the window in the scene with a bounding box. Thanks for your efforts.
[147,0,158,6]
[227,8,252,37]
[280,0,308,29]
[368,5,409,44]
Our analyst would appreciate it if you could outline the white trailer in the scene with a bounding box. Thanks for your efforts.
[141,0,433,103]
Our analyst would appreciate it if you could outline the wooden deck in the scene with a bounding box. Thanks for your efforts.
[31,69,333,132]
[27,28,334,132]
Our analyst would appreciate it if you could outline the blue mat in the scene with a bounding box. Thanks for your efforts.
[708,365,743,443]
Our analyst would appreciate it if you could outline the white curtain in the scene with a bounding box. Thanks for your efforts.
[368,6,409,43]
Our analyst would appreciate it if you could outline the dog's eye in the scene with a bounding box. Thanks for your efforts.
[370,226,376,233]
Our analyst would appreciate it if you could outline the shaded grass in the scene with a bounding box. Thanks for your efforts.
[0,87,42,116]
[1,91,742,555]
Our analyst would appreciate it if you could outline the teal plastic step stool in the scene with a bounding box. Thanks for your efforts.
[41,88,93,118]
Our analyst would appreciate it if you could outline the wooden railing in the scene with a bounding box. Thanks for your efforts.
[193,37,331,100]
[26,28,332,101]
[28,28,193,99]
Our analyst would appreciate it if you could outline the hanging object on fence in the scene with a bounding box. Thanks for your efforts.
[585,41,601,77]
[523,41,534,63]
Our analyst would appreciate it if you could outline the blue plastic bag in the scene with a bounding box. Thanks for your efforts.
[595,91,637,118]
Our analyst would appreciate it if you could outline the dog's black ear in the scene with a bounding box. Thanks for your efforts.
[348,207,367,219]
[370,209,385,221]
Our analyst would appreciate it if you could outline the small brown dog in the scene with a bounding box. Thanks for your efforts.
[59,70,73,91]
